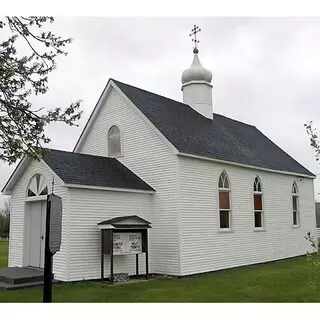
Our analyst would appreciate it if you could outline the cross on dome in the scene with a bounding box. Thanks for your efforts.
[189,25,201,53]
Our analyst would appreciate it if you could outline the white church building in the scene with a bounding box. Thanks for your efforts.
[2,37,317,282]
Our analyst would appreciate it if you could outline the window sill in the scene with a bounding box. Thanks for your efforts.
[292,225,301,229]
[253,228,266,232]
[218,229,234,234]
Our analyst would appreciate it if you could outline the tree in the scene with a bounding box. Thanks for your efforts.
[0,16,82,164]
[304,121,320,300]
[0,200,10,239]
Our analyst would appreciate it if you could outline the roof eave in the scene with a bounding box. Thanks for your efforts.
[64,183,155,194]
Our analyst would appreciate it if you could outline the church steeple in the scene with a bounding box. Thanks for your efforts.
[181,25,213,120]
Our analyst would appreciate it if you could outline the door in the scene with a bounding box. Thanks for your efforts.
[28,201,46,268]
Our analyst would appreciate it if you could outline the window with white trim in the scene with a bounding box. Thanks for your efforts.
[27,173,48,197]
[253,176,264,229]
[218,171,231,229]
[292,181,299,227]
[108,125,122,157]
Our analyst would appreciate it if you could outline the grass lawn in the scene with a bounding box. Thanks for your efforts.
[0,240,318,302]
[0,240,8,269]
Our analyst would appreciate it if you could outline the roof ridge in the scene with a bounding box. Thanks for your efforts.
[111,78,191,108]
[112,78,257,128]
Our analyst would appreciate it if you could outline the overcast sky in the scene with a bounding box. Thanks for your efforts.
[1,17,320,206]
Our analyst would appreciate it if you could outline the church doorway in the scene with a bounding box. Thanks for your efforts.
[23,174,48,269]
[27,200,46,268]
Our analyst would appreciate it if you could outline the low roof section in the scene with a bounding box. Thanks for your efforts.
[1,149,155,195]
[44,149,155,192]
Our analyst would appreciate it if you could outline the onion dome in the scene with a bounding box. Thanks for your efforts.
[181,48,213,85]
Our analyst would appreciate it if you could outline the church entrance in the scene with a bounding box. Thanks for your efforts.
[27,200,46,268]
[23,173,49,269]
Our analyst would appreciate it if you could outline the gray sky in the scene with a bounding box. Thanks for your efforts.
[1,17,320,206]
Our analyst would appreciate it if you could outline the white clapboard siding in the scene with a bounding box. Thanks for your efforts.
[8,160,67,281]
[78,86,180,275]
[68,187,152,281]
[178,156,316,276]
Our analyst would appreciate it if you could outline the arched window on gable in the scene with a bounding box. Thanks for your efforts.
[218,171,232,230]
[108,125,122,157]
[26,174,48,197]
[253,176,264,229]
[292,181,299,227]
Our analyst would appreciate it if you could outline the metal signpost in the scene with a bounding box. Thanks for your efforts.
[43,194,62,303]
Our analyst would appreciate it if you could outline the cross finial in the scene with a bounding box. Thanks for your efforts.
[189,25,201,53]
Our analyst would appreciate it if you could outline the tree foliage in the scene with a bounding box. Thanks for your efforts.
[0,200,10,238]
[305,121,320,163]
[0,16,82,164]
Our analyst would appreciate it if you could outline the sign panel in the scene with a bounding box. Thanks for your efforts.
[113,232,142,255]
[48,194,62,253]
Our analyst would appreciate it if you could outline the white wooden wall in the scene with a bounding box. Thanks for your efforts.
[78,86,181,275]
[178,156,316,276]
[8,160,68,281]
[67,188,152,281]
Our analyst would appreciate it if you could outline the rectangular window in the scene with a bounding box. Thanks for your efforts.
[219,191,231,229]
[220,210,230,229]
[292,195,299,226]
[293,211,297,226]
[292,196,297,211]
[254,194,262,211]
[254,193,263,228]
[254,211,262,228]
[219,191,230,210]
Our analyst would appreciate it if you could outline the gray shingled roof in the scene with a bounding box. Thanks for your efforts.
[43,149,155,191]
[112,79,314,177]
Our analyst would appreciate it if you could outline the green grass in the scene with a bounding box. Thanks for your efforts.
[0,240,8,269]
[0,239,318,302]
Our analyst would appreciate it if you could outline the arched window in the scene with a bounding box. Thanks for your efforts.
[26,174,48,197]
[253,176,264,229]
[108,125,122,157]
[292,181,299,227]
[218,171,231,229]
